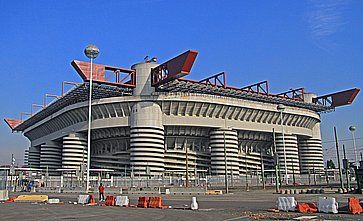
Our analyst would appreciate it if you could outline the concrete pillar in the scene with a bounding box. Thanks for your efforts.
[129,62,165,176]
[209,128,239,176]
[275,134,300,175]
[298,123,324,174]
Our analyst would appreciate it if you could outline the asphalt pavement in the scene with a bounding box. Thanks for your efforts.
[0,190,362,220]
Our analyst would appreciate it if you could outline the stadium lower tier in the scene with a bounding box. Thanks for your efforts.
[26,126,324,176]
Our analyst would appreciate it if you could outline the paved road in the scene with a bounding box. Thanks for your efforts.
[0,190,362,220]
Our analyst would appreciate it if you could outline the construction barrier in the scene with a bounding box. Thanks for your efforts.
[105,195,116,206]
[148,197,164,208]
[317,197,338,214]
[88,195,96,205]
[78,195,90,204]
[348,197,363,214]
[115,196,129,207]
[137,196,148,208]
[5,197,15,203]
[48,198,60,204]
[277,197,297,212]
[191,196,198,210]
[296,203,318,213]
[14,195,48,202]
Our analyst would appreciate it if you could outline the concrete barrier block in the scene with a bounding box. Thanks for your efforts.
[277,197,297,212]
[115,196,129,207]
[0,190,9,201]
[77,195,90,204]
[318,197,338,214]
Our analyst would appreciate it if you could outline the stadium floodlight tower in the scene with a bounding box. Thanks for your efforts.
[277,104,288,185]
[349,126,358,169]
[84,44,99,193]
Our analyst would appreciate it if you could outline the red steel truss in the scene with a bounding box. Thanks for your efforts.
[151,50,198,86]
[313,88,360,107]
[71,60,136,87]
[241,80,269,95]
[198,72,227,88]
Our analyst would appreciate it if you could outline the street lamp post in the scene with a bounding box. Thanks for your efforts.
[84,44,99,193]
[223,131,229,194]
[277,104,288,185]
[349,126,358,169]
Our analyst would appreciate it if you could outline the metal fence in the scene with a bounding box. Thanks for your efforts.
[3,169,355,191]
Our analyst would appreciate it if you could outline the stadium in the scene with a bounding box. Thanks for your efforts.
[4,50,359,182]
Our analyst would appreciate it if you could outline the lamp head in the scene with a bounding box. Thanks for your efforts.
[84,44,99,59]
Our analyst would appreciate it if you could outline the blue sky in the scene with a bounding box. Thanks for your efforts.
[0,0,362,165]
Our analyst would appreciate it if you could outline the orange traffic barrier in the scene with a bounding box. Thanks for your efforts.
[5,197,15,203]
[137,197,148,208]
[348,197,363,214]
[105,195,115,206]
[88,195,97,205]
[296,203,318,213]
[148,196,165,209]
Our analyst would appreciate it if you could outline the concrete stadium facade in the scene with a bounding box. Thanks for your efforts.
[7,50,358,179]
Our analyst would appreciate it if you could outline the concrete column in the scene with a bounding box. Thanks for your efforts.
[40,141,62,175]
[298,123,324,174]
[129,62,165,176]
[275,134,300,175]
[210,128,239,176]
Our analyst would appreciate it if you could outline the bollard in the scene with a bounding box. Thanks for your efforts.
[338,188,343,194]
[289,189,292,195]
[293,189,297,194]
[191,197,198,210]
[299,190,304,194]
[285,190,289,194]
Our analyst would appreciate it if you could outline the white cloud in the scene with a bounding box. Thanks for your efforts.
[306,0,348,51]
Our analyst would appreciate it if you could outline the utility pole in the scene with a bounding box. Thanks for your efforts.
[223,131,229,194]
[245,147,249,191]
[185,139,189,188]
[272,128,280,193]
[260,148,265,190]
[334,126,344,189]
[291,159,296,185]
[342,144,350,189]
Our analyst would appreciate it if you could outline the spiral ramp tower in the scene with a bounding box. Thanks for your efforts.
[129,62,165,176]
[275,134,300,175]
[298,123,324,173]
[210,128,239,176]
[40,141,62,175]
[28,146,40,169]
[62,133,87,170]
